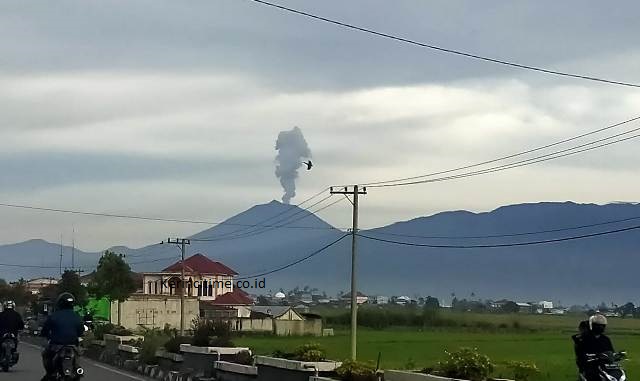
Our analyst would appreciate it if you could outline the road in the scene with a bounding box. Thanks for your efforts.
[8,340,150,381]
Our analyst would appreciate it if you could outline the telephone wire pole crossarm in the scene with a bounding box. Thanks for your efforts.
[330,185,367,360]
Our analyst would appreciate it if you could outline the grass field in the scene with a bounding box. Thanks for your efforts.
[234,312,640,381]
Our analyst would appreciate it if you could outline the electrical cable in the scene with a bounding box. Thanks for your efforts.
[247,0,640,88]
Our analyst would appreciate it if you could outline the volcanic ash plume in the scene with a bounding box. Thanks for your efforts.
[275,127,312,204]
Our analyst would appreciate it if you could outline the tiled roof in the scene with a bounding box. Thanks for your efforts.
[163,253,237,275]
[205,290,253,306]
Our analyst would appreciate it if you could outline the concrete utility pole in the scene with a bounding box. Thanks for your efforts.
[59,234,63,276]
[166,238,190,336]
[330,185,367,360]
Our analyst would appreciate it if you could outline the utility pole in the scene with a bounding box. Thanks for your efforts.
[330,185,367,360]
[166,238,191,336]
[71,227,75,269]
[59,234,64,276]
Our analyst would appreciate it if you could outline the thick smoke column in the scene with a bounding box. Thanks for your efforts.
[275,127,312,204]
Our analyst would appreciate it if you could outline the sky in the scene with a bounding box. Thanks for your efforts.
[1,0,639,251]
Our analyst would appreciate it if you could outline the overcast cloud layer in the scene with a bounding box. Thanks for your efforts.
[0,0,639,251]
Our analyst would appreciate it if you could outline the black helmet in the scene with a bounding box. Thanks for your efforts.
[56,292,76,309]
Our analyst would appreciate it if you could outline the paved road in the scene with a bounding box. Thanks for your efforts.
[8,340,150,381]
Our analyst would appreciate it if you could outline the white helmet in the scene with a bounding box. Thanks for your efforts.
[589,314,607,334]
[4,301,15,309]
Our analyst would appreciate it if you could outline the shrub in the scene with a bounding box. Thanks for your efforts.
[506,361,540,381]
[191,318,234,347]
[164,336,192,354]
[234,350,253,365]
[111,326,133,336]
[336,360,377,381]
[93,323,115,340]
[434,347,494,381]
[140,335,167,364]
[293,343,326,362]
[272,349,295,359]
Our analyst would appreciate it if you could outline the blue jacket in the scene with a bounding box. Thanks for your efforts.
[41,309,84,345]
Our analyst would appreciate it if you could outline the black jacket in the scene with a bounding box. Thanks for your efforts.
[0,309,24,335]
[576,332,614,369]
[41,309,84,345]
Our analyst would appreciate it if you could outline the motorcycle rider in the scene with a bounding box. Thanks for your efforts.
[572,320,589,371]
[577,314,615,381]
[40,293,85,381]
[0,301,24,351]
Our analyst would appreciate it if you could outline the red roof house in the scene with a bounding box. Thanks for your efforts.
[162,253,237,275]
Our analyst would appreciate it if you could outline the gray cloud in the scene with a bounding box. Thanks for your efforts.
[0,1,639,251]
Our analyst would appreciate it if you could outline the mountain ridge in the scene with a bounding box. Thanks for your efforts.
[1,200,639,305]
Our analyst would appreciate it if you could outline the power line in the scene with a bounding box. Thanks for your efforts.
[0,190,342,231]
[0,263,60,269]
[359,115,640,187]
[368,127,640,188]
[235,234,349,280]
[202,187,331,239]
[192,196,345,242]
[356,224,640,249]
[366,215,640,240]
[195,193,335,241]
[246,0,640,89]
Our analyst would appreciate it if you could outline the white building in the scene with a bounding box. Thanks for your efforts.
[142,253,237,300]
[25,278,58,295]
[375,296,389,305]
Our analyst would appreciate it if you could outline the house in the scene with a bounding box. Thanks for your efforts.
[251,306,304,320]
[114,253,238,330]
[341,292,369,305]
[537,301,554,314]
[394,296,411,305]
[25,278,58,295]
[142,253,237,300]
[229,305,322,336]
[516,302,532,314]
[373,296,389,305]
[200,289,254,319]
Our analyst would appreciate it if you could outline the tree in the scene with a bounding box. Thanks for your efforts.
[6,279,35,307]
[422,296,440,325]
[57,270,89,307]
[618,302,635,318]
[88,251,136,325]
[256,295,271,305]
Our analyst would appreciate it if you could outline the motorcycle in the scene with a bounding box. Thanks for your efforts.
[51,345,84,380]
[0,333,19,372]
[579,351,627,381]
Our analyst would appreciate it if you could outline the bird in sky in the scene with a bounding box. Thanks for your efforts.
[303,160,313,170]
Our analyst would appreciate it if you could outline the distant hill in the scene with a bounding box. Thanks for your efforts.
[2,200,639,305]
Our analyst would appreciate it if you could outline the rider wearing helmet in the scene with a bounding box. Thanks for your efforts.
[40,293,85,381]
[0,301,24,350]
[572,320,589,371]
[577,314,615,380]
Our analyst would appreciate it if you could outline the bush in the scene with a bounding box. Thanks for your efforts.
[336,360,377,381]
[272,349,295,359]
[140,335,166,364]
[434,347,494,381]
[111,326,133,336]
[93,323,115,340]
[293,343,326,362]
[164,336,192,354]
[506,361,540,381]
[137,327,171,365]
[234,350,253,365]
[191,318,234,347]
